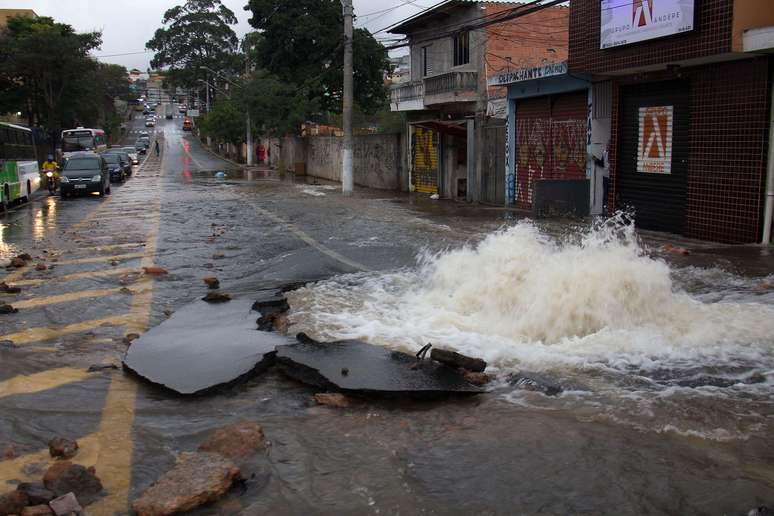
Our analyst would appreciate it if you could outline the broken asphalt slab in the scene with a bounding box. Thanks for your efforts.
[123,298,295,395]
[276,336,484,398]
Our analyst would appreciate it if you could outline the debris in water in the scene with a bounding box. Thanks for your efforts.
[123,299,292,395]
[203,277,220,289]
[430,348,487,373]
[0,282,21,294]
[48,438,78,460]
[314,393,352,408]
[0,490,28,515]
[21,504,54,516]
[508,373,563,397]
[253,293,290,332]
[48,492,83,516]
[276,336,483,398]
[0,303,18,314]
[215,171,227,179]
[42,462,103,505]
[16,483,55,506]
[202,292,231,304]
[662,243,690,256]
[198,421,266,462]
[463,371,492,386]
[35,263,48,271]
[143,266,168,275]
[131,452,240,516]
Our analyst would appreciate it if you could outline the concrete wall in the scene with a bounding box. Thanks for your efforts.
[267,134,404,191]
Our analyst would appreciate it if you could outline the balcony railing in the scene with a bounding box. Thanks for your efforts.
[424,71,478,97]
[390,80,424,103]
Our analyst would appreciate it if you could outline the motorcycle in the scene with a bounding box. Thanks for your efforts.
[46,169,57,195]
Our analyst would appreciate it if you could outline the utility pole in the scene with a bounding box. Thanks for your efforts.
[245,58,253,167]
[341,0,354,195]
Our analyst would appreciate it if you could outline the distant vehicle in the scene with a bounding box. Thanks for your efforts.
[134,140,147,155]
[61,128,107,159]
[145,118,155,127]
[0,122,40,209]
[139,135,151,148]
[120,146,139,165]
[59,152,110,197]
[166,113,173,119]
[102,153,126,182]
[104,149,132,177]
[182,118,193,131]
[178,105,187,113]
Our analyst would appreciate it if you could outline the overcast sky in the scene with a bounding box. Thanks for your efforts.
[0,0,424,70]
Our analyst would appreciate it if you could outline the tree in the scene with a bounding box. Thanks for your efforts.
[0,15,102,129]
[146,0,239,89]
[198,98,244,145]
[245,0,390,115]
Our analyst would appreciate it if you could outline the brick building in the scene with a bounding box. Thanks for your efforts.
[388,0,568,204]
[568,0,774,243]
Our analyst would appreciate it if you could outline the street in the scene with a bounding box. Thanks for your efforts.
[1,111,773,515]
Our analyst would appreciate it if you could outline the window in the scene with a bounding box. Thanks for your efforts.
[453,31,470,66]
[422,46,432,77]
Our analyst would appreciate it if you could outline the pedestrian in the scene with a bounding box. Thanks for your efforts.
[154,140,160,157]
[593,143,610,216]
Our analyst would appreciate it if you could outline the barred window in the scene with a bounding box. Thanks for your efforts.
[453,32,470,66]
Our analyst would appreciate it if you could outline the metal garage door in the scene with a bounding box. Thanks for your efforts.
[514,92,588,210]
[618,80,689,234]
[481,120,505,205]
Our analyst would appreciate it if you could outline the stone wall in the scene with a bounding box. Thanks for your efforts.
[266,134,403,191]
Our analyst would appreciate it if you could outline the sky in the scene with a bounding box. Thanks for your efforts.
[0,0,425,71]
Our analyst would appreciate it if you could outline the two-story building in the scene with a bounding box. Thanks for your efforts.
[388,0,569,204]
[568,0,774,244]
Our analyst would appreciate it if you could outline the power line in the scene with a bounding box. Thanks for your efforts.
[95,50,153,58]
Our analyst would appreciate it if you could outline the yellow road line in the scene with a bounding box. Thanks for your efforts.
[55,252,145,266]
[92,137,166,515]
[0,367,91,398]
[12,266,141,287]
[12,283,151,310]
[0,314,134,345]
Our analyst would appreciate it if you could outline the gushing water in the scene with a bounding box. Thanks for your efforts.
[289,216,774,439]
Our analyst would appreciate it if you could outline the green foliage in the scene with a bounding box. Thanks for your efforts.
[238,70,310,138]
[146,0,239,89]
[198,98,244,144]
[245,0,390,115]
[0,15,102,129]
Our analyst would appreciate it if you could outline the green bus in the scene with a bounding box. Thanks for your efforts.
[0,122,41,210]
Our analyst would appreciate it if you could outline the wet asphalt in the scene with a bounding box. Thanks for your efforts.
[1,113,774,515]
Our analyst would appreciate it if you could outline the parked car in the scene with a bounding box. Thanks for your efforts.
[121,146,140,165]
[105,150,133,177]
[145,118,155,128]
[59,152,110,197]
[139,135,151,148]
[102,153,126,182]
[134,140,147,155]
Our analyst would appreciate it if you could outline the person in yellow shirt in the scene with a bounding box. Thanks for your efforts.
[41,155,59,190]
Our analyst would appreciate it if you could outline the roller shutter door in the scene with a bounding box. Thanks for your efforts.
[412,126,439,194]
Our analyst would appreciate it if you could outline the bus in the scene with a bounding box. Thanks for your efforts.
[61,127,107,159]
[0,122,41,210]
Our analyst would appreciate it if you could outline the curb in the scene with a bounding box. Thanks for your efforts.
[197,137,272,172]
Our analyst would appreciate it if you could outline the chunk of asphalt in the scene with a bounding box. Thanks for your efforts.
[123,299,294,395]
[276,337,483,398]
[253,292,291,332]
[508,372,564,397]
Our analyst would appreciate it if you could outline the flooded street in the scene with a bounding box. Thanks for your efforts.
[1,117,774,515]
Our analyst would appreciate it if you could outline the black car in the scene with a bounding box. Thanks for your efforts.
[103,153,126,182]
[135,140,147,155]
[105,150,132,177]
[59,153,111,197]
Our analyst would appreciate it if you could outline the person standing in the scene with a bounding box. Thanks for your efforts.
[593,144,610,216]
[154,140,160,157]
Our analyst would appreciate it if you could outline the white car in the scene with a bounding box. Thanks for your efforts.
[145,119,155,127]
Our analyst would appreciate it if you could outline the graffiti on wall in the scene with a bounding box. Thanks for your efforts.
[412,127,439,194]
[515,117,587,209]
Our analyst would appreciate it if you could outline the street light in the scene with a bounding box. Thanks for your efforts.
[199,65,253,166]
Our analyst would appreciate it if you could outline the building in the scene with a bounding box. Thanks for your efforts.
[388,0,569,203]
[568,0,774,244]
[0,8,36,27]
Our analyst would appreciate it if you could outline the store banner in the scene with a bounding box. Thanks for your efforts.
[600,0,694,49]
[637,106,673,175]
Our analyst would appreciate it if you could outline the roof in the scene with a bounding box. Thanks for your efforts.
[0,9,37,27]
[386,1,521,34]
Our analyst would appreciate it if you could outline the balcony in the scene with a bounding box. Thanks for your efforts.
[423,71,479,106]
[390,80,424,112]
[390,71,480,112]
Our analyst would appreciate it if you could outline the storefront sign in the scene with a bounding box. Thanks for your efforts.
[488,62,567,86]
[637,106,673,174]
[600,0,694,49]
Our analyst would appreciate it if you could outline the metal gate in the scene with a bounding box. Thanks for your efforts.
[411,126,439,194]
[618,80,689,234]
[481,121,505,205]
[515,92,588,210]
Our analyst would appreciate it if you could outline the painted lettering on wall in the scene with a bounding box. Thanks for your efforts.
[637,105,673,174]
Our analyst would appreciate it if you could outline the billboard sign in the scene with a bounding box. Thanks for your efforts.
[187,109,200,118]
[600,0,694,49]
[488,62,567,87]
[637,106,674,174]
